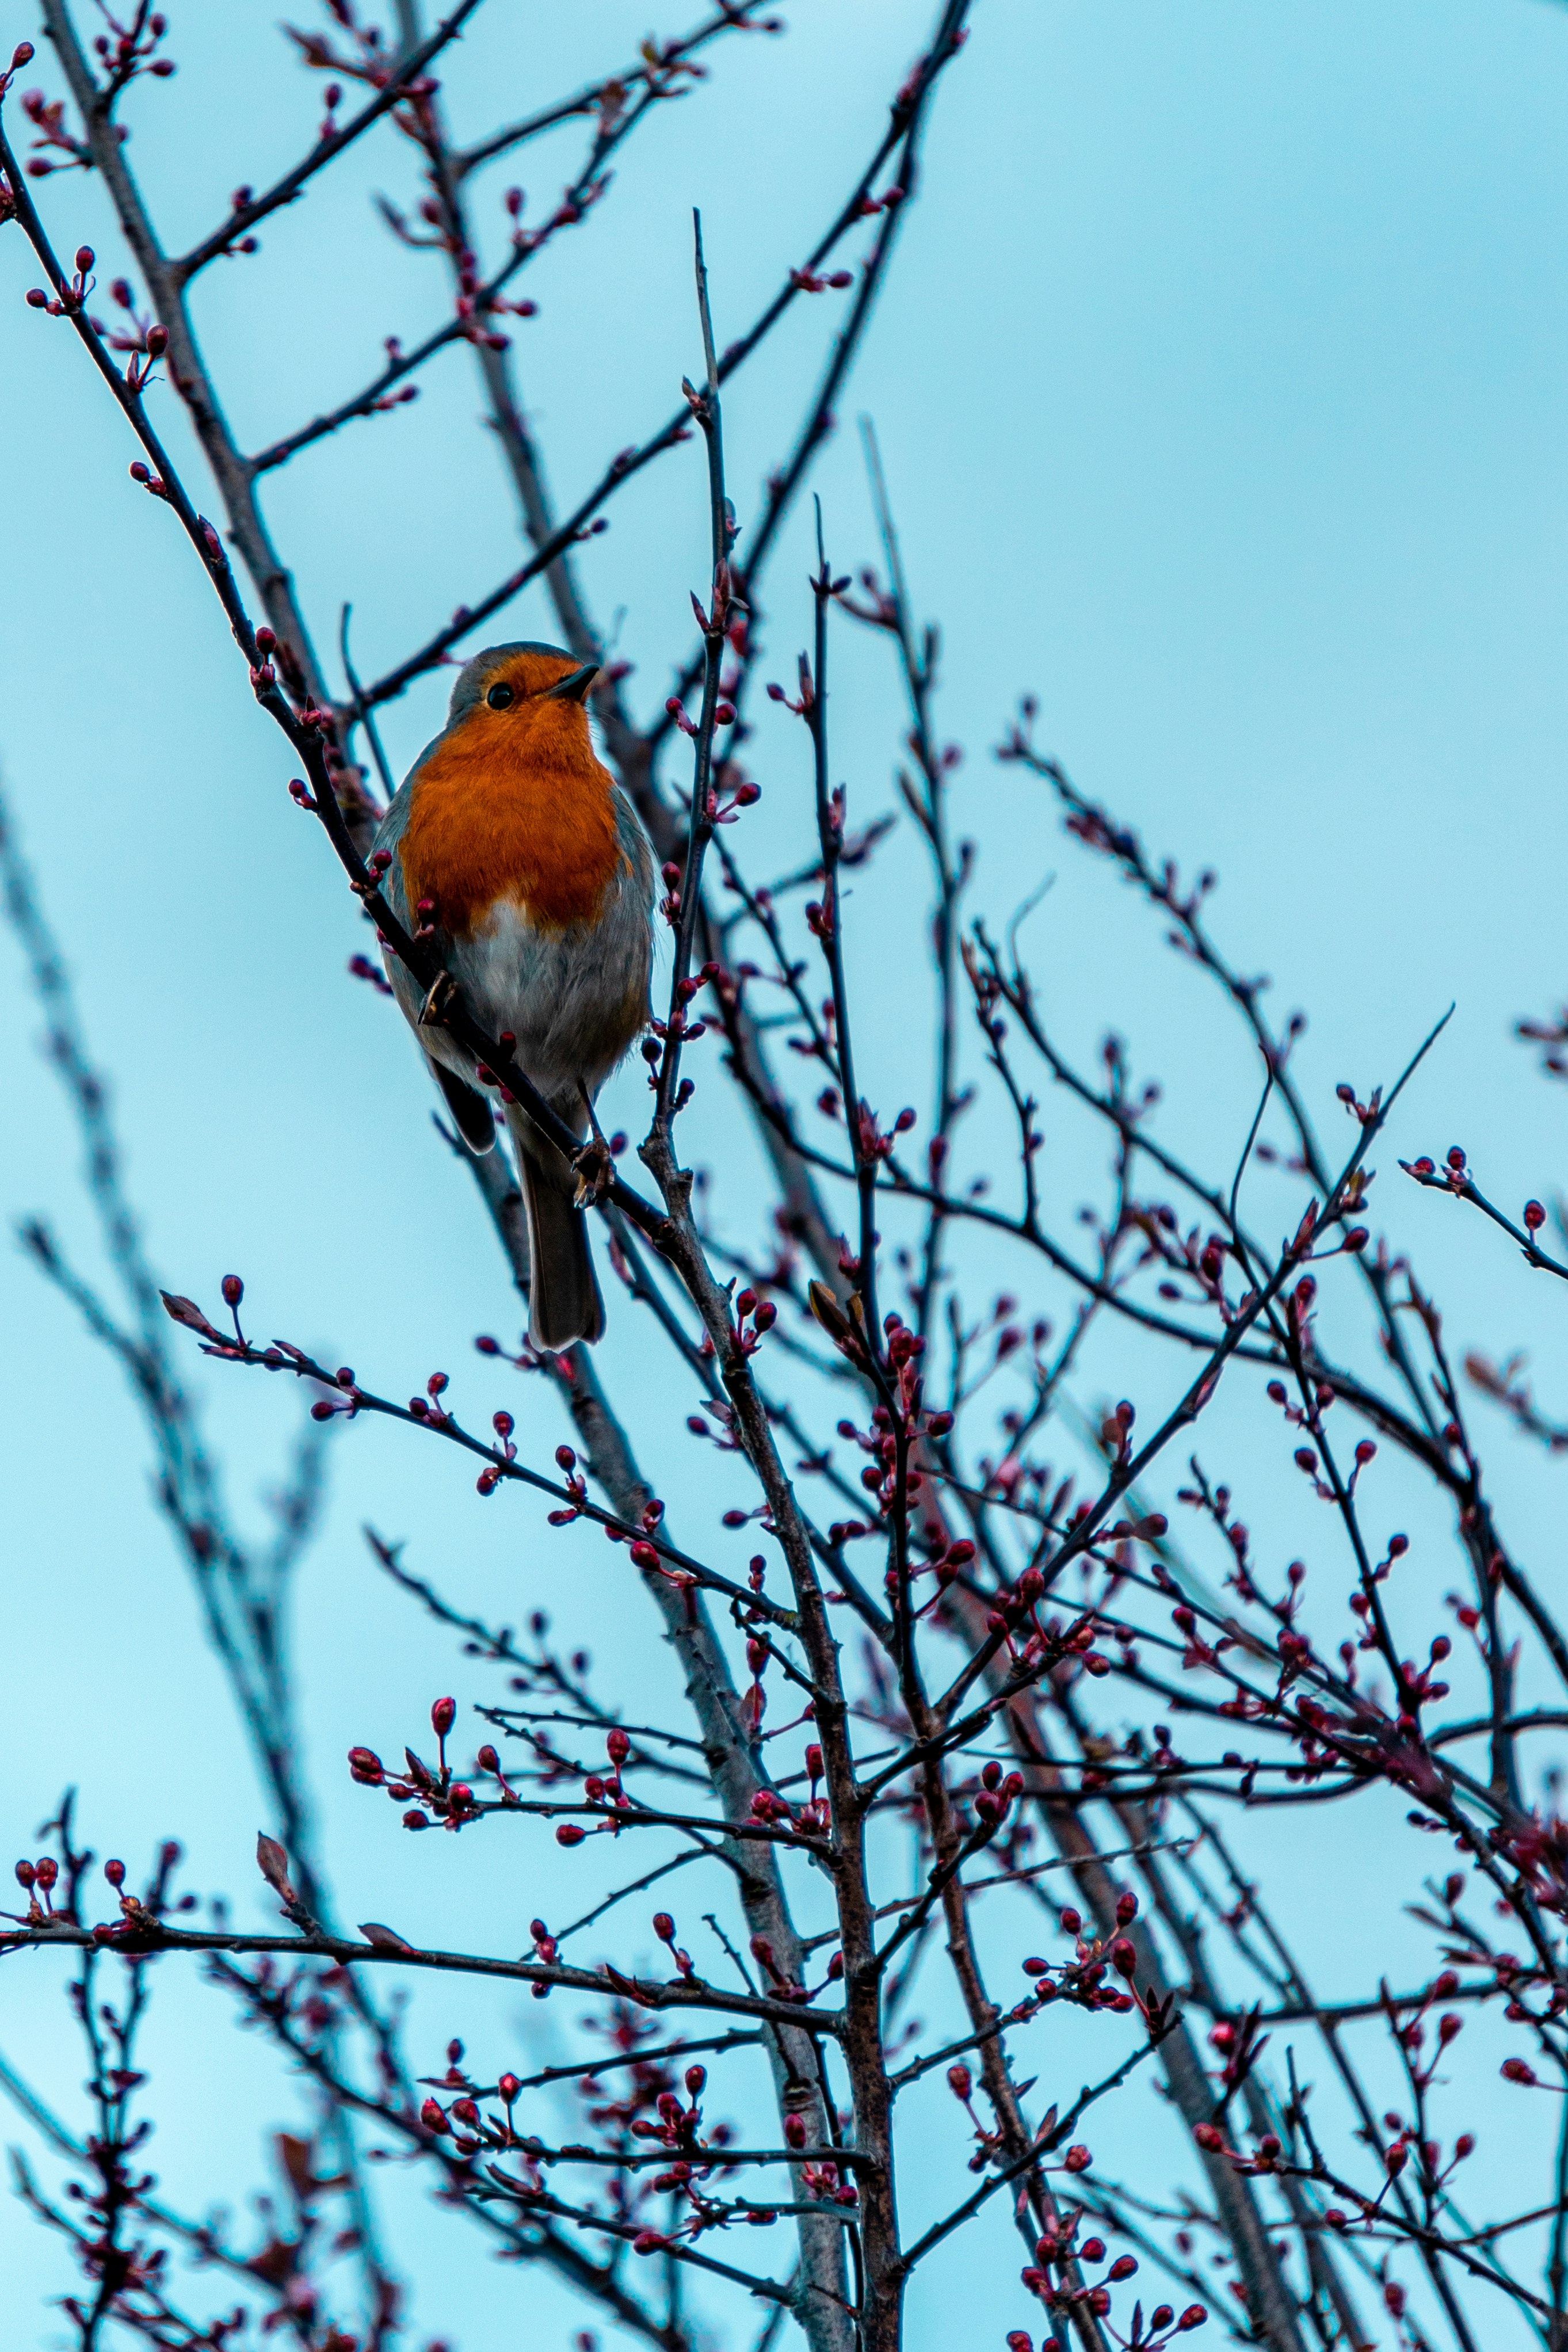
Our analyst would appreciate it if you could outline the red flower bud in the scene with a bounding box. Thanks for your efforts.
[431,1696,456,1738]
[420,2099,450,2134]
[1063,2144,1091,2172]
[555,1824,586,1847]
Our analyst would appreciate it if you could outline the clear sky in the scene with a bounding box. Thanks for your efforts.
[3,1,1568,2345]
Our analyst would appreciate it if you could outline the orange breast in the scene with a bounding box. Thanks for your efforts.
[399,718,622,937]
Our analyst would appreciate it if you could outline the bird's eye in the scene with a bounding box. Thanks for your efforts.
[486,681,515,710]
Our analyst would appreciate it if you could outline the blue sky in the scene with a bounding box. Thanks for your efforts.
[4,1,1568,2344]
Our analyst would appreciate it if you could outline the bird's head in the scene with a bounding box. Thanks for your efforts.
[446,641,601,769]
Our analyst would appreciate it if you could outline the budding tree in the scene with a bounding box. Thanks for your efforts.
[3,8,1567,2352]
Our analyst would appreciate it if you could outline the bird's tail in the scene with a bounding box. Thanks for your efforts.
[517,1143,605,1351]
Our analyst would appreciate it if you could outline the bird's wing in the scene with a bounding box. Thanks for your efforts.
[430,1057,497,1154]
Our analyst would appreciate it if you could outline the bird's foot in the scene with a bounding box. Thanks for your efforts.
[418,971,457,1029]
[572,1135,615,1208]
[573,1081,615,1206]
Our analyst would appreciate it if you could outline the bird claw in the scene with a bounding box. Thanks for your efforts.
[572,1135,614,1208]
[572,1079,614,1205]
[418,972,457,1028]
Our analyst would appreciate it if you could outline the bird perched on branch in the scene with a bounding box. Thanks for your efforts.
[373,641,655,1350]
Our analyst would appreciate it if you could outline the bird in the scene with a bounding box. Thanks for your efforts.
[372,640,656,1351]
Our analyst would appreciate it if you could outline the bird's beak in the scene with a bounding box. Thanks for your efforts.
[545,662,598,704]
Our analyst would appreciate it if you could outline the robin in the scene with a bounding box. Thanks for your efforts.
[372,640,656,1350]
